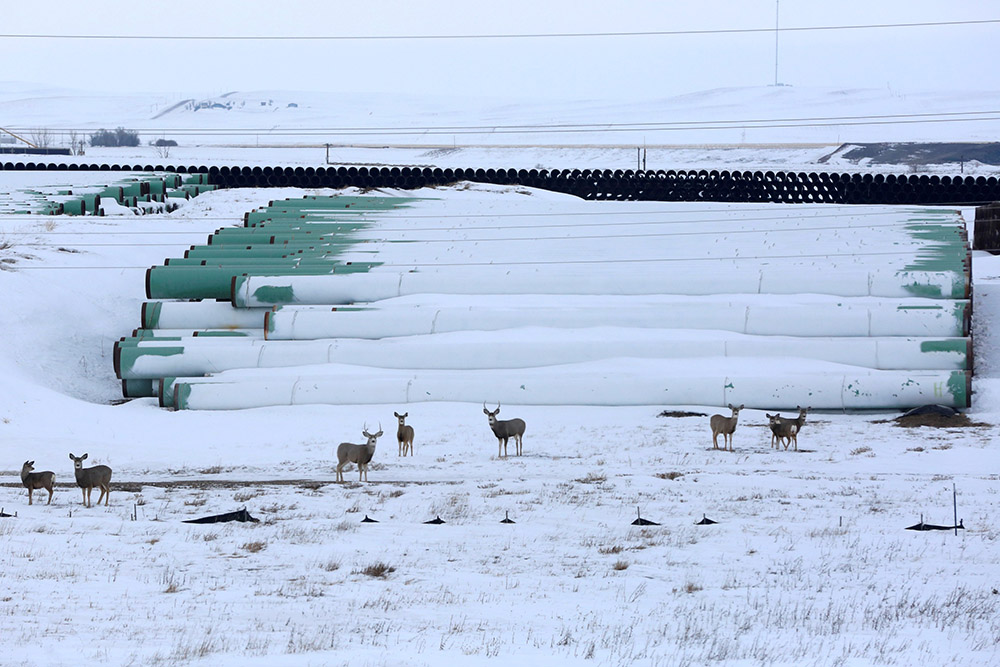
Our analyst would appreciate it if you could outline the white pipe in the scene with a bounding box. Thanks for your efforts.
[264,299,968,339]
[233,267,966,307]
[168,359,967,410]
[120,329,968,381]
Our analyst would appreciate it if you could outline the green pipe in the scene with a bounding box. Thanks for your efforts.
[244,213,365,226]
[122,378,156,399]
[164,257,347,268]
[267,195,419,209]
[146,262,381,299]
[241,221,369,233]
[205,231,362,245]
[184,246,317,258]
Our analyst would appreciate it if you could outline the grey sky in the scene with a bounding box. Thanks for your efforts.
[2,0,998,100]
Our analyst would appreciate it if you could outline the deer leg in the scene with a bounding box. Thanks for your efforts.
[27,488,32,505]
[46,488,53,505]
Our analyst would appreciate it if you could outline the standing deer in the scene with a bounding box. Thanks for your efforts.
[767,413,794,449]
[336,424,382,482]
[483,402,526,457]
[20,461,55,506]
[774,406,809,451]
[69,453,112,507]
[709,403,744,451]
[394,411,414,457]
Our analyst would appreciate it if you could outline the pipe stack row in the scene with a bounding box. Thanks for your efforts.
[115,193,973,410]
[0,172,214,215]
[3,161,999,204]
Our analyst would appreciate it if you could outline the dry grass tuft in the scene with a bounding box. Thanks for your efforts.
[241,541,266,553]
[574,472,607,484]
[355,562,396,578]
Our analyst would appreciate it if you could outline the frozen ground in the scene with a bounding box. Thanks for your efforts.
[5,85,1000,174]
[0,178,998,666]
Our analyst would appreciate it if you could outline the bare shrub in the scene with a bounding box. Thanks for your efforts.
[242,541,266,554]
[234,489,263,502]
[355,562,395,578]
[612,560,629,571]
[29,128,51,148]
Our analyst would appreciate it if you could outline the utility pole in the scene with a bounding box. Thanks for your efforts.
[774,0,780,86]
[0,126,37,148]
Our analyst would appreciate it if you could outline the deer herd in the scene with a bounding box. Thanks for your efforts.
[710,404,811,452]
[19,453,113,507]
[16,403,810,502]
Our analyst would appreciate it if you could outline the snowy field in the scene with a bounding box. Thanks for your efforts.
[2,85,1000,666]
[5,86,1000,175]
[1,180,999,666]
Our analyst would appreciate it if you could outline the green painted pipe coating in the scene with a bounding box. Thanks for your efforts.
[146,263,381,299]
[184,246,344,259]
[121,378,156,398]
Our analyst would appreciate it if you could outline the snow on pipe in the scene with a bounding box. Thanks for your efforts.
[167,362,970,410]
[232,267,968,307]
[141,301,268,330]
[115,330,970,383]
[263,300,970,339]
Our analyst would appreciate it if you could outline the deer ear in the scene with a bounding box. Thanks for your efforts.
[394,412,400,418]
[69,453,74,460]
[82,453,88,460]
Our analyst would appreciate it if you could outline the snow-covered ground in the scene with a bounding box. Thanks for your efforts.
[5,85,1000,175]
[1,181,998,666]
[1,85,999,666]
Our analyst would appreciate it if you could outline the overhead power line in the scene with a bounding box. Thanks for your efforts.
[0,19,998,41]
[7,110,1000,138]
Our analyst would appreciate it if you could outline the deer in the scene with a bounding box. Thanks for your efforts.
[20,461,55,506]
[772,407,809,451]
[483,402,526,457]
[767,413,795,449]
[709,403,744,451]
[68,453,112,507]
[336,424,382,482]
[394,411,414,457]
